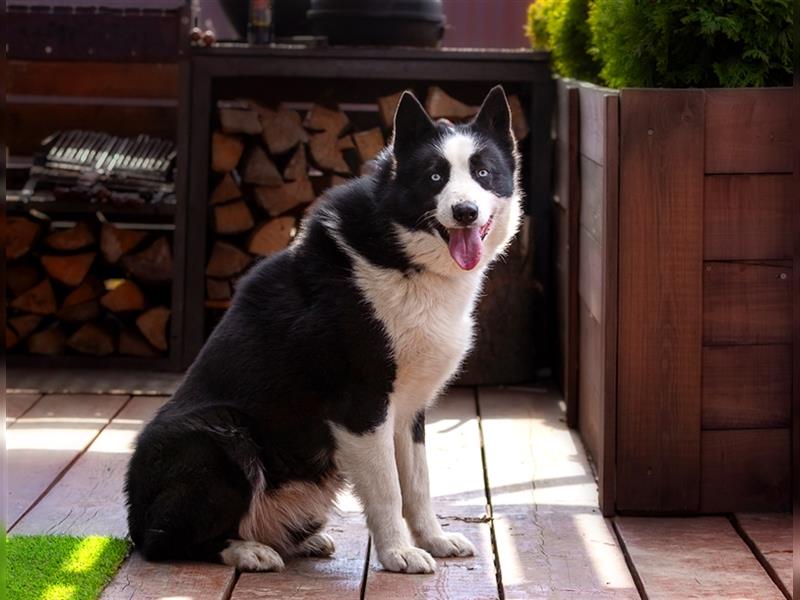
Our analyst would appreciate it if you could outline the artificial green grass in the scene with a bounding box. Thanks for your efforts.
[7,535,129,600]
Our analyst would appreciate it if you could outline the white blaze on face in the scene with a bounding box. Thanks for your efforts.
[435,133,499,271]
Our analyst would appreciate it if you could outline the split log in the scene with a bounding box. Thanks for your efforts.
[212,132,245,172]
[9,315,42,340]
[44,222,95,251]
[27,326,66,355]
[260,107,308,155]
[378,91,405,129]
[309,132,351,174]
[7,263,40,296]
[210,173,241,205]
[206,242,252,278]
[67,323,114,356]
[206,278,232,301]
[254,177,315,217]
[283,145,308,181]
[7,217,42,260]
[41,253,96,287]
[119,328,159,357]
[205,299,231,310]
[6,328,19,349]
[425,86,478,120]
[248,217,295,256]
[214,201,254,234]
[508,94,530,141]
[136,306,170,351]
[303,104,349,135]
[220,106,263,135]
[337,135,355,151]
[122,237,173,284]
[100,223,147,264]
[243,146,283,186]
[353,128,385,163]
[10,279,56,315]
[100,280,145,313]
[57,280,102,322]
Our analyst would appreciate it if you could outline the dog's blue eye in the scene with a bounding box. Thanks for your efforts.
[477,169,489,178]
[431,173,441,182]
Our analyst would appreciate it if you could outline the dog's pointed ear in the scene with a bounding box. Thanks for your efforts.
[392,91,436,160]
[472,85,514,149]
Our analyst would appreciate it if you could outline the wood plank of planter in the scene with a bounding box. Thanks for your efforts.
[7,393,41,425]
[705,88,794,174]
[704,174,795,261]
[232,510,369,600]
[478,386,637,598]
[703,261,793,345]
[101,552,236,600]
[13,396,167,536]
[578,84,617,165]
[617,89,704,512]
[702,344,792,429]
[615,517,784,599]
[578,226,602,324]
[364,388,498,599]
[7,394,129,528]
[579,155,604,241]
[701,429,790,512]
[735,513,792,596]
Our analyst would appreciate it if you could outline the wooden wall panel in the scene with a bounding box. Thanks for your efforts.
[705,88,794,174]
[578,300,603,479]
[704,174,794,260]
[617,89,704,512]
[579,156,604,241]
[702,344,792,429]
[8,61,178,98]
[554,81,580,428]
[703,262,793,345]
[701,429,791,512]
[577,227,602,325]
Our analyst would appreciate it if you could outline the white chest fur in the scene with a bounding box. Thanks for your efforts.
[351,258,483,420]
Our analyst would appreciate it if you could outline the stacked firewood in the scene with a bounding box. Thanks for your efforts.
[6,215,172,357]
[206,87,529,310]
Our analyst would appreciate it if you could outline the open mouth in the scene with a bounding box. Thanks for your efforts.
[435,215,494,271]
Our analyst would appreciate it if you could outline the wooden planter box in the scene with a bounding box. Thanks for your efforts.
[554,79,799,515]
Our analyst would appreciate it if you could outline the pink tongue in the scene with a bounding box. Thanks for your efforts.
[448,228,483,270]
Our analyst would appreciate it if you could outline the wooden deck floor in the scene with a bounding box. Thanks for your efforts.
[7,385,792,599]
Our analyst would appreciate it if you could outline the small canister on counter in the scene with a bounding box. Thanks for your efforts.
[248,0,274,44]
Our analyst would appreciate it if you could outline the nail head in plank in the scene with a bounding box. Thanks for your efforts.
[13,396,168,537]
[735,513,792,595]
[101,552,236,600]
[615,516,784,599]
[7,393,41,424]
[8,393,129,527]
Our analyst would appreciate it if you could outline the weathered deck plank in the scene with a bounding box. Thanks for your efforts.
[7,393,129,528]
[100,552,236,600]
[615,517,784,599]
[7,393,42,424]
[13,396,168,536]
[364,388,499,599]
[736,513,792,596]
[478,386,638,598]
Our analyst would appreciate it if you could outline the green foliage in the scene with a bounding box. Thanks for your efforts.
[8,535,129,600]
[588,0,794,88]
[526,0,601,82]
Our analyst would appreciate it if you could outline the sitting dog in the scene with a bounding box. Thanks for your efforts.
[126,86,522,574]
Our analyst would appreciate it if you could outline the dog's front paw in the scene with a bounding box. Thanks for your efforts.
[378,545,436,573]
[220,540,285,572]
[417,532,476,558]
[299,532,335,557]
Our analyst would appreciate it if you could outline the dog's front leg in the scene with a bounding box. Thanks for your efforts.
[395,410,476,558]
[333,409,437,574]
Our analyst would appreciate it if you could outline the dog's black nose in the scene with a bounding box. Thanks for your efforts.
[452,202,479,225]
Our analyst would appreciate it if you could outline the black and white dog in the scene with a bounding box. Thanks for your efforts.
[126,86,522,574]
